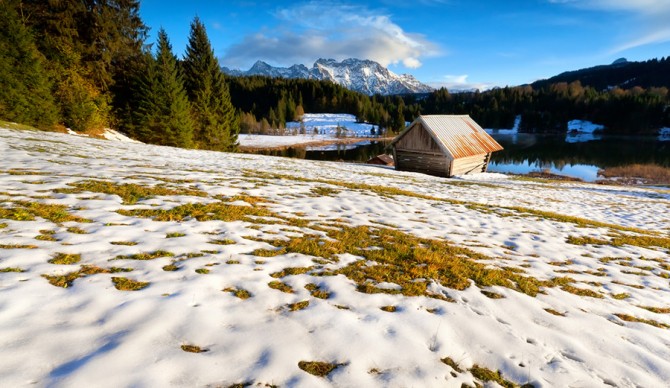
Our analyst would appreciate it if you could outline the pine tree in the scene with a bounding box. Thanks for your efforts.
[0,0,58,128]
[182,17,238,151]
[136,29,194,148]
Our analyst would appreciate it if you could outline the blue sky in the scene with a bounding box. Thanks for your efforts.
[140,0,670,90]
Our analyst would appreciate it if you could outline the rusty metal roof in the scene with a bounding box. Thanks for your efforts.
[392,115,503,159]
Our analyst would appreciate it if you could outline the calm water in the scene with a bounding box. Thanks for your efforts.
[245,134,670,182]
[489,133,669,181]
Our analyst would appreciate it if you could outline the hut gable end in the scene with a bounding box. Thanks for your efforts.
[394,123,443,155]
[390,115,503,177]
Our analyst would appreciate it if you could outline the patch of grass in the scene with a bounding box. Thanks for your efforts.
[0,222,7,228]
[298,361,342,377]
[614,313,670,329]
[469,364,517,388]
[181,344,208,353]
[162,263,180,271]
[42,264,129,288]
[544,308,566,316]
[0,243,38,249]
[66,226,88,234]
[110,241,138,246]
[118,200,274,223]
[287,300,309,311]
[268,281,294,293]
[0,120,39,131]
[305,283,331,299]
[638,306,670,314]
[166,232,186,238]
[568,234,670,250]
[195,268,210,274]
[270,267,313,278]
[612,280,644,289]
[380,305,397,312]
[251,247,287,257]
[561,285,603,298]
[599,164,670,184]
[261,225,552,299]
[209,238,236,245]
[612,293,630,300]
[226,259,240,264]
[111,276,149,291]
[310,187,341,197]
[481,290,505,299]
[440,357,463,373]
[55,180,207,204]
[247,170,649,234]
[48,252,81,265]
[223,287,252,300]
[0,200,88,223]
[0,267,25,273]
[113,250,174,260]
[35,229,57,241]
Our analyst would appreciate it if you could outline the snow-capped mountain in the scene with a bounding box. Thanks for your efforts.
[223,58,434,95]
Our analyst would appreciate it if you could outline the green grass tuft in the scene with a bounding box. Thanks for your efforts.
[55,180,207,204]
[113,250,174,260]
[0,267,25,273]
[111,276,149,291]
[181,344,208,353]
[268,281,294,293]
[298,361,342,377]
[48,252,81,265]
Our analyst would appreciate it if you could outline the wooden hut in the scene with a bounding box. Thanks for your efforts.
[366,154,394,166]
[390,115,503,177]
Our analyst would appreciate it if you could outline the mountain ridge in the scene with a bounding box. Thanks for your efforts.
[530,56,670,90]
[222,58,434,95]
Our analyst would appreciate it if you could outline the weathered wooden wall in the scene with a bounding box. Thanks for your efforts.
[394,150,451,177]
[394,124,442,153]
[450,153,490,176]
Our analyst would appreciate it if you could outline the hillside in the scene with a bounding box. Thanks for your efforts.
[531,57,670,90]
[1,127,670,387]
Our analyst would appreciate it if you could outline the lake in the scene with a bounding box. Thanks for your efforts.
[246,134,670,182]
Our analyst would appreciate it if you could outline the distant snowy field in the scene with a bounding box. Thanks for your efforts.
[1,127,670,387]
[239,114,378,149]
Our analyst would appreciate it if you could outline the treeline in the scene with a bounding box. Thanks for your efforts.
[0,0,237,151]
[227,76,411,134]
[2,0,667,145]
[412,82,670,134]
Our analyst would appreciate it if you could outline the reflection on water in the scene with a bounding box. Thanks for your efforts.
[244,133,669,182]
[488,133,669,181]
[488,161,600,181]
[249,140,390,163]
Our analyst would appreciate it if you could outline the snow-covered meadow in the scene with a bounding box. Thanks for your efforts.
[239,114,379,149]
[1,127,670,387]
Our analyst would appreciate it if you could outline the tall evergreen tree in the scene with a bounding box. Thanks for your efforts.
[0,0,58,128]
[182,17,238,151]
[135,29,194,148]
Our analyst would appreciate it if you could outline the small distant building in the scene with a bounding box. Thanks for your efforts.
[390,115,503,177]
[366,154,394,166]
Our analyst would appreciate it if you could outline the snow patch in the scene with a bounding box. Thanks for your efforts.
[485,115,521,135]
[658,127,670,141]
[1,127,669,387]
[101,129,142,143]
[566,120,604,143]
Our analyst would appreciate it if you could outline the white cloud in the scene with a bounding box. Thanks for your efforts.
[428,75,497,92]
[222,2,439,69]
[550,0,670,52]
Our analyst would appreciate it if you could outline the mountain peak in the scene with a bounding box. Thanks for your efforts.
[223,58,433,95]
[612,58,628,65]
